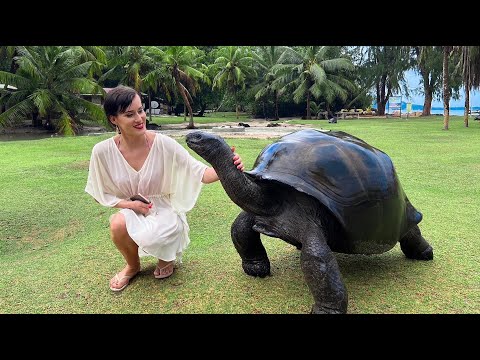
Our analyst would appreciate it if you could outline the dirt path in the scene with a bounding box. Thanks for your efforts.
[0,119,315,140]
[158,119,312,139]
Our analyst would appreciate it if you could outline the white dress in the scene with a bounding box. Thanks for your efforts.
[85,132,208,262]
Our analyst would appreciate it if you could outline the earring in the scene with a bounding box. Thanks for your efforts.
[116,125,121,134]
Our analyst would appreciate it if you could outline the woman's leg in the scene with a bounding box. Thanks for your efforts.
[109,212,141,289]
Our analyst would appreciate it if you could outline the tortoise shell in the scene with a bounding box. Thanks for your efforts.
[246,129,422,253]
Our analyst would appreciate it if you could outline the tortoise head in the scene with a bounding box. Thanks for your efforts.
[186,131,231,164]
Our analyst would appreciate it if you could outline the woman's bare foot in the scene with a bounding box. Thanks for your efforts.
[109,264,140,291]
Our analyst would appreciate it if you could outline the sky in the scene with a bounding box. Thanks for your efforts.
[401,70,480,108]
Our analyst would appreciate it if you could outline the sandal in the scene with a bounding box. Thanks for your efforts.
[154,261,174,279]
[109,272,137,292]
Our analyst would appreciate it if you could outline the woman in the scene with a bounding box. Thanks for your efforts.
[85,85,244,291]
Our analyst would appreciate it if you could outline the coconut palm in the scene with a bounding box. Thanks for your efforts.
[0,46,106,134]
[251,46,285,120]
[442,46,453,130]
[274,46,355,119]
[456,46,480,127]
[100,46,155,92]
[147,46,208,129]
[211,46,256,119]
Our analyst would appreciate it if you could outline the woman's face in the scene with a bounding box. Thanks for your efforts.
[110,94,146,135]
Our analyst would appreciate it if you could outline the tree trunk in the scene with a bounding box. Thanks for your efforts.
[197,103,206,117]
[443,47,451,130]
[464,81,470,128]
[32,112,41,127]
[184,104,187,122]
[174,75,195,128]
[375,79,389,116]
[148,91,152,123]
[262,101,266,120]
[326,103,333,118]
[148,90,152,123]
[423,89,433,116]
[235,90,239,119]
[306,92,311,119]
[274,90,279,120]
[417,48,433,116]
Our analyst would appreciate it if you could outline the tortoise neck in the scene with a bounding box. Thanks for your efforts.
[210,145,276,216]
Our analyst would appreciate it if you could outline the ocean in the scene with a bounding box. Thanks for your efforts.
[425,106,479,116]
[391,103,480,116]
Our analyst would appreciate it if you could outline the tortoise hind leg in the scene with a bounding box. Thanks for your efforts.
[301,233,348,314]
[231,211,270,277]
[400,225,433,260]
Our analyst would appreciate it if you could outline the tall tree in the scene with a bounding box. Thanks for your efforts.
[0,46,106,134]
[456,46,480,127]
[150,46,208,129]
[99,46,154,91]
[413,46,443,116]
[251,46,285,120]
[0,46,18,114]
[274,46,355,119]
[211,46,255,119]
[443,46,452,130]
[355,46,410,116]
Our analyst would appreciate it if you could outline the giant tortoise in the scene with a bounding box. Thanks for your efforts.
[186,129,433,314]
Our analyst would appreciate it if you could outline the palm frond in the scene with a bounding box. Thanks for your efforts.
[293,79,308,103]
[30,89,54,117]
[0,71,32,89]
[0,98,35,126]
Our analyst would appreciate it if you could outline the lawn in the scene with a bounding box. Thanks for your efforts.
[0,116,478,314]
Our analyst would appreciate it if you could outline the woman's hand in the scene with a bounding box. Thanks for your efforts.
[231,146,245,172]
[131,200,152,215]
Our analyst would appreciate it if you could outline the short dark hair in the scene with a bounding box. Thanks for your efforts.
[103,85,141,119]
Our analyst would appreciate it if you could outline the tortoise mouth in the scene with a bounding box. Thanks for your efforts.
[186,131,229,163]
[185,131,202,147]
[186,131,207,155]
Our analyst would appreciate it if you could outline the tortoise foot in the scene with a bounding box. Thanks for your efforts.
[242,259,270,278]
[311,303,346,314]
[402,244,433,261]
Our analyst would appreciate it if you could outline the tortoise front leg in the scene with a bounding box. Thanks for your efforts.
[231,211,270,278]
[399,224,433,260]
[301,231,348,314]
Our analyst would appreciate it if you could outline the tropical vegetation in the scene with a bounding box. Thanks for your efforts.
[1,45,480,134]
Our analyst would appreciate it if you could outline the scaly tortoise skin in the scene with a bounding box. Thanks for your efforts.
[186,129,433,314]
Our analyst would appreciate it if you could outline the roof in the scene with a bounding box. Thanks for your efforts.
[0,83,17,90]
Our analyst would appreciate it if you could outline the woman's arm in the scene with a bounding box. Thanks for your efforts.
[114,199,152,215]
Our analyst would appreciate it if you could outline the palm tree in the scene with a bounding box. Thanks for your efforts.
[211,46,256,119]
[0,46,106,135]
[274,46,355,119]
[457,46,480,127]
[100,46,155,92]
[251,46,285,120]
[443,46,453,130]
[149,46,208,129]
[0,46,18,114]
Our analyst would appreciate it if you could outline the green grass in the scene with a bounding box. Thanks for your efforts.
[0,116,479,314]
